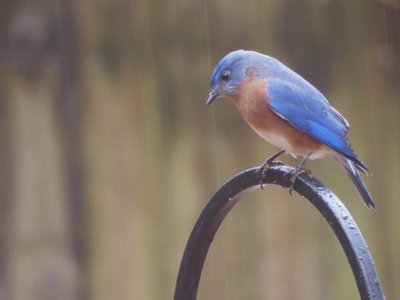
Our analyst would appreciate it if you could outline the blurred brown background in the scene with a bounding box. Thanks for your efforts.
[0,0,399,299]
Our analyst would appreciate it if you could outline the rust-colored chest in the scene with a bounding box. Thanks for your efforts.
[230,78,327,156]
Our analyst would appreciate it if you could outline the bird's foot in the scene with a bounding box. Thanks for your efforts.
[288,168,311,195]
[257,159,284,190]
[257,159,284,178]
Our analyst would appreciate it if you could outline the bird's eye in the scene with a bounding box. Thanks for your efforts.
[220,71,230,81]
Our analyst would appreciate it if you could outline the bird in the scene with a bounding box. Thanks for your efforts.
[206,50,375,209]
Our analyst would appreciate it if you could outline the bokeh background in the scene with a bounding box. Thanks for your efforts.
[0,0,399,299]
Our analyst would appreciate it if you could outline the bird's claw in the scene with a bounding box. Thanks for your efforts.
[256,159,283,177]
[288,168,311,195]
[256,150,286,190]
[257,160,284,190]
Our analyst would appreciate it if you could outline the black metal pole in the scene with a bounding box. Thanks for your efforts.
[174,165,384,300]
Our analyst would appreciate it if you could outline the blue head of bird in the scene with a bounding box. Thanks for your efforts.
[206,50,272,106]
[206,50,248,105]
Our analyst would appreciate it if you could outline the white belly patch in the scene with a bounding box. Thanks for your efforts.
[253,127,329,159]
[256,129,294,152]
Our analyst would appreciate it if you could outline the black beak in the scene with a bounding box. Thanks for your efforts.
[205,90,219,106]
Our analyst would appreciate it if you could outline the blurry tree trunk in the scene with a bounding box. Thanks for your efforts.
[0,2,15,299]
[2,1,85,299]
[54,0,86,280]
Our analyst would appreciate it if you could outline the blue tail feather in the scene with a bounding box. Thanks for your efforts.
[333,156,375,209]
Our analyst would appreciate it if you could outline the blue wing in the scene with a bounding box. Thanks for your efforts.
[266,78,367,171]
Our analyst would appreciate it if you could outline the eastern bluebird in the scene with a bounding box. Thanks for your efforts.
[206,50,375,209]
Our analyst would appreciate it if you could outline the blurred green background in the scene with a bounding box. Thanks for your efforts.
[0,0,399,299]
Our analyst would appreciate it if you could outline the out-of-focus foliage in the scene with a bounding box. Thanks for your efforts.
[0,0,399,299]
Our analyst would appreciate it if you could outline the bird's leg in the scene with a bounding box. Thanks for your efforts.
[257,150,285,189]
[257,150,285,177]
[288,154,311,195]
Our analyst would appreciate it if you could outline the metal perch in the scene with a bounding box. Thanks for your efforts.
[174,165,384,300]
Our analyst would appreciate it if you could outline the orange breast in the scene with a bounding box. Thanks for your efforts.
[231,79,331,157]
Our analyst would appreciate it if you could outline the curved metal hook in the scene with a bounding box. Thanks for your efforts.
[174,165,384,300]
